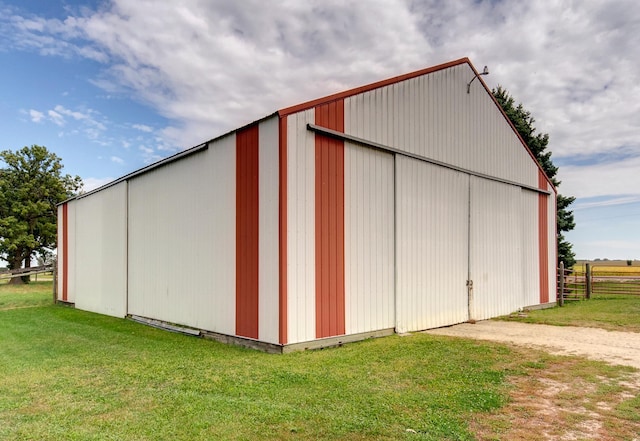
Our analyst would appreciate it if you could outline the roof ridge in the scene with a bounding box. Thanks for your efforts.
[278,57,471,116]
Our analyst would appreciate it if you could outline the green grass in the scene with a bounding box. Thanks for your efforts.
[500,294,640,332]
[0,283,513,441]
[0,280,53,310]
[1,283,639,440]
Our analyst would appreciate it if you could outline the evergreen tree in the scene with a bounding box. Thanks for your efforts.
[493,86,576,268]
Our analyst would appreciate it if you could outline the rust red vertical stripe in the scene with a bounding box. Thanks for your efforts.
[62,203,68,302]
[538,170,550,303]
[315,100,345,338]
[279,116,288,345]
[236,124,260,339]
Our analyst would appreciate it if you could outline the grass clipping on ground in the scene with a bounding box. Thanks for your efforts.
[0,283,639,440]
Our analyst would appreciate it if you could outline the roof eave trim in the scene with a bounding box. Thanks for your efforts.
[63,142,209,203]
[277,57,471,117]
[59,112,282,205]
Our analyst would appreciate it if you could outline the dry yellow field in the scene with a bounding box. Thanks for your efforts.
[574,261,640,275]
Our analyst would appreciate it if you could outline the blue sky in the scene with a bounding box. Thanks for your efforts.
[1,0,639,260]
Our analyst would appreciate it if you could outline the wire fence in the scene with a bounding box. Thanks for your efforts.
[557,263,640,305]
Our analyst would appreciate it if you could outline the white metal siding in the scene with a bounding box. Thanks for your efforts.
[344,142,395,334]
[285,109,316,344]
[59,60,554,347]
[258,116,280,344]
[521,189,540,306]
[344,64,538,189]
[547,190,557,301]
[74,182,128,317]
[127,137,236,334]
[67,201,77,304]
[56,204,64,300]
[469,177,524,320]
[395,156,469,333]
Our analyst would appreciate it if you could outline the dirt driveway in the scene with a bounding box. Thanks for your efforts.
[426,321,640,440]
[425,321,640,369]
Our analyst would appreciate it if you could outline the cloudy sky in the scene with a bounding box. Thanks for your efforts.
[1,0,639,260]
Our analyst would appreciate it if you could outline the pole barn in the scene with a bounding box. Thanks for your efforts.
[57,58,557,352]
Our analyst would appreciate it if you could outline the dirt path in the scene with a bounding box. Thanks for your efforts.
[426,321,640,369]
[426,321,640,440]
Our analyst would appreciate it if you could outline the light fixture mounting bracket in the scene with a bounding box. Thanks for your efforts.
[467,65,489,93]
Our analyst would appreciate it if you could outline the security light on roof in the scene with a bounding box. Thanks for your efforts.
[467,65,489,94]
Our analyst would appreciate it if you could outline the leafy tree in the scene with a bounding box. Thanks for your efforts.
[493,86,576,268]
[0,145,82,284]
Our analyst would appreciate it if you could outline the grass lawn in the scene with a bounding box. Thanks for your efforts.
[500,294,640,333]
[0,280,53,310]
[1,282,639,440]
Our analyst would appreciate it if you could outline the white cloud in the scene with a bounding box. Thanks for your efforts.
[28,105,111,139]
[53,105,107,130]
[573,195,640,211]
[29,104,111,144]
[48,109,65,126]
[132,124,153,132]
[110,156,124,164]
[81,177,114,192]
[54,104,87,121]
[558,156,640,199]
[22,0,631,190]
[1,9,108,62]
[137,144,162,164]
[66,0,430,147]
[29,109,44,122]
[5,1,640,208]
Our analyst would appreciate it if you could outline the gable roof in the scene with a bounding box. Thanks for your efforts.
[278,57,555,192]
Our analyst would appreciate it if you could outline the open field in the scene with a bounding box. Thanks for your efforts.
[575,261,640,275]
[1,282,639,440]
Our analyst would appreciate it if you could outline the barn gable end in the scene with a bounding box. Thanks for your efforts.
[58,58,556,351]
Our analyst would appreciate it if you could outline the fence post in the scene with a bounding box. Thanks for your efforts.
[558,261,564,307]
[586,263,592,299]
[52,259,57,304]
